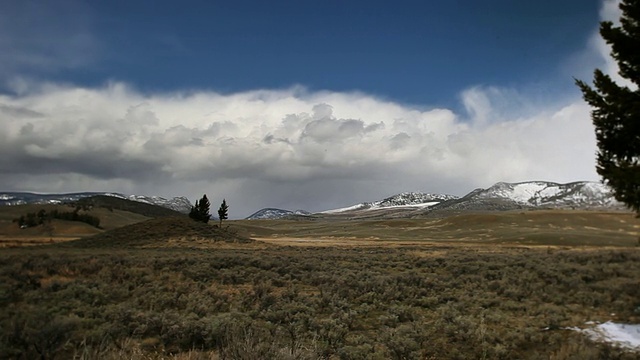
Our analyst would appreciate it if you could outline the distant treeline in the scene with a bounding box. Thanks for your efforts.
[14,208,101,229]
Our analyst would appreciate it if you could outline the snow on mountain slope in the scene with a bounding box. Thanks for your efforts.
[0,192,102,206]
[376,192,458,207]
[471,181,621,208]
[321,192,458,214]
[322,203,371,214]
[246,208,311,220]
[124,195,192,214]
[322,181,623,216]
[0,192,193,213]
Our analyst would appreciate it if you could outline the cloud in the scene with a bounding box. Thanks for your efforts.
[599,0,622,24]
[591,0,631,86]
[570,0,635,89]
[0,1,615,218]
[0,81,598,217]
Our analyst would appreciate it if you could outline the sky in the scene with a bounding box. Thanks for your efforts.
[0,0,625,218]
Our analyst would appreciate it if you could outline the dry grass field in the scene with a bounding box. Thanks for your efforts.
[0,204,150,247]
[233,210,639,247]
[1,209,640,359]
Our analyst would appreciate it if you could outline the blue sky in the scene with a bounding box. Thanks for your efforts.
[5,0,600,106]
[0,0,618,217]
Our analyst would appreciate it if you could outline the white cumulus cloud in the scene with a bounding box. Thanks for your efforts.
[0,81,597,217]
[0,0,623,218]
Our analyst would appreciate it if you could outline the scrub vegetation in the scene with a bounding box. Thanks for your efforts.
[1,220,640,359]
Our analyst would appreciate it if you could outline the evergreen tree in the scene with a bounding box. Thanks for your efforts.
[198,195,211,223]
[218,199,229,227]
[576,0,640,213]
[189,200,200,221]
[189,195,211,223]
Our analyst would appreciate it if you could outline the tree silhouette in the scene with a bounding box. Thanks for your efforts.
[576,0,640,214]
[189,194,211,223]
[218,199,229,227]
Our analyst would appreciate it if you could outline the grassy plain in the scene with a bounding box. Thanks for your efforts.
[234,210,640,247]
[1,210,640,359]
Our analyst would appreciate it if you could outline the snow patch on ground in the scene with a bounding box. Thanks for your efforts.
[576,322,640,351]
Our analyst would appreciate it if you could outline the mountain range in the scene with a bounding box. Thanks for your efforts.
[246,208,312,220]
[0,192,193,214]
[246,181,625,219]
[321,192,459,214]
[468,181,618,208]
[0,181,627,220]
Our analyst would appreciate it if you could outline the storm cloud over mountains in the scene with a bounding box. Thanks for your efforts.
[0,0,624,218]
[0,83,597,217]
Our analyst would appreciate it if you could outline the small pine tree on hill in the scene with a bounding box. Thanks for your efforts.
[218,199,229,227]
[189,194,211,223]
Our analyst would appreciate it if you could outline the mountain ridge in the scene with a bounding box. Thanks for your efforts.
[317,181,625,218]
[472,181,619,208]
[321,192,459,214]
[0,191,192,214]
[1,181,627,221]
[246,208,311,220]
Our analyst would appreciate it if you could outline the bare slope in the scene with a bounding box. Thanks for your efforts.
[0,195,186,246]
[73,195,184,217]
[0,204,151,247]
[64,217,254,248]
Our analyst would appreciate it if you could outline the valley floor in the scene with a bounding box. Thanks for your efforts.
[1,210,640,359]
[233,209,640,247]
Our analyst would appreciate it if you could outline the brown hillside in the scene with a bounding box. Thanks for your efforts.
[64,217,254,248]
[0,204,151,247]
[73,195,184,217]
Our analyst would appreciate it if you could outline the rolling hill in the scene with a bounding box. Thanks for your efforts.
[0,196,191,247]
[63,217,253,248]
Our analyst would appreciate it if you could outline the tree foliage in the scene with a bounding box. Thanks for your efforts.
[576,0,640,213]
[189,194,211,223]
[218,199,229,227]
[13,209,100,229]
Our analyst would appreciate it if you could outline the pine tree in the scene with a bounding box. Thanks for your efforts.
[575,0,640,214]
[218,199,229,227]
[189,195,211,223]
[198,195,211,223]
[189,200,200,221]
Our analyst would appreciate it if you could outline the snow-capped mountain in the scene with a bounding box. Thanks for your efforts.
[246,208,311,220]
[124,195,193,213]
[319,181,624,217]
[322,192,458,214]
[470,181,620,208]
[0,192,193,214]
